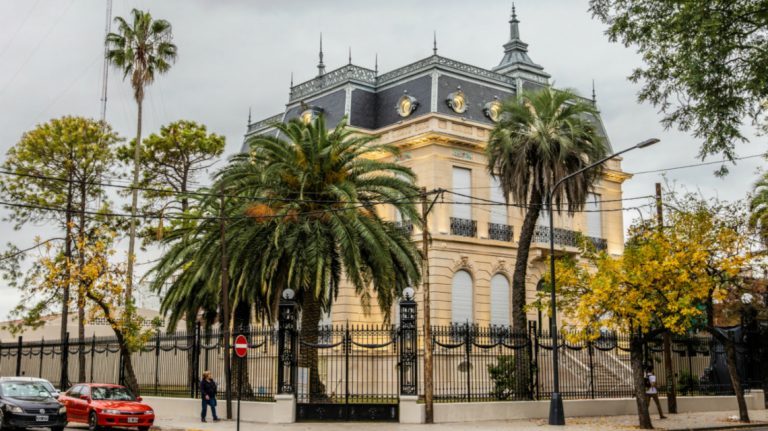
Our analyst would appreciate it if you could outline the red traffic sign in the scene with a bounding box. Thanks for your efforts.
[234,334,248,358]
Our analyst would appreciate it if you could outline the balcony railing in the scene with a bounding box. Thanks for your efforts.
[394,220,414,236]
[488,223,513,242]
[588,236,608,251]
[532,225,579,248]
[450,217,477,237]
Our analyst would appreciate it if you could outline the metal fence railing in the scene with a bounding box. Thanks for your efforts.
[0,319,764,406]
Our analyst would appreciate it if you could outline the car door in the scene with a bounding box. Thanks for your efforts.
[65,385,85,422]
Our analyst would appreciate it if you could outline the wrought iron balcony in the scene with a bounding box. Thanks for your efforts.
[450,217,477,237]
[532,225,579,248]
[488,223,513,242]
[588,236,608,251]
[394,220,414,236]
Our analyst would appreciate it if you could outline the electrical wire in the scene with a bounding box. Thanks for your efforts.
[443,190,655,212]
[631,153,765,175]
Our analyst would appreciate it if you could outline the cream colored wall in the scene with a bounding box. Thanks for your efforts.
[332,114,629,327]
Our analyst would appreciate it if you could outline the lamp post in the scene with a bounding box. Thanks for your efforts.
[547,138,660,426]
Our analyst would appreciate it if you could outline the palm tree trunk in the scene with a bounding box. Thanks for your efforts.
[299,296,326,401]
[126,96,143,305]
[631,334,653,429]
[512,186,542,331]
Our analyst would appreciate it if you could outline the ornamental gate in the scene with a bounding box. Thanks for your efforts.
[276,294,418,422]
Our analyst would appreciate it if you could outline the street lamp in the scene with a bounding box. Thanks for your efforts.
[547,138,660,426]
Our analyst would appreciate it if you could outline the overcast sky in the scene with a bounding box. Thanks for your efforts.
[0,0,764,320]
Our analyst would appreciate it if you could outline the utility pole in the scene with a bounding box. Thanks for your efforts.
[656,182,677,413]
[420,187,435,423]
[220,186,232,419]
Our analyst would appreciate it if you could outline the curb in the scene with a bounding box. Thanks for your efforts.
[667,423,768,431]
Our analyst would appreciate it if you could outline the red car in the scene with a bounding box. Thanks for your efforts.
[59,383,154,431]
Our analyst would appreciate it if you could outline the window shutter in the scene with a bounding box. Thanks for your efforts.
[451,270,473,323]
[489,176,507,225]
[452,167,472,220]
[586,193,602,238]
[490,274,510,326]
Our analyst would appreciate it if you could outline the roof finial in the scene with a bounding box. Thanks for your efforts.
[348,46,352,65]
[374,53,378,75]
[591,79,597,103]
[317,33,326,76]
[247,107,252,125]
[433,30,438,55]
[509,3,520,40]
[290,71,294,88]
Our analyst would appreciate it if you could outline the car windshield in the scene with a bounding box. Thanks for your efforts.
[0,381,52,400]
[91,387,135,401]
[39,381,55,393]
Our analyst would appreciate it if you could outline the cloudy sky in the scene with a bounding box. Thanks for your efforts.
[0,0,764,319]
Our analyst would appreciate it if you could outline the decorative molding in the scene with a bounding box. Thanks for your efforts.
[247,113,283,133]
[452,255,474,273]
[344,84,353,120]
[451,149,473,161]
[430,70,439,112]
[290,64,376,100]
[491,258,510,276]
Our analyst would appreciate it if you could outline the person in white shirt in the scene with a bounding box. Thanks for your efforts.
[644,365,667,419]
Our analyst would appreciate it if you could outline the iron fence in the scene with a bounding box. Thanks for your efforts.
[0,321,762,406]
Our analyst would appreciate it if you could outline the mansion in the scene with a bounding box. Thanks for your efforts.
[244,6,629,329]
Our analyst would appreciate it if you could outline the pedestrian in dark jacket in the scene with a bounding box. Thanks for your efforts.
[200,370,220,422]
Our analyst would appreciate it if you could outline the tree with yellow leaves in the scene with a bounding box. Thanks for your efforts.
[543,192,754,429]
[31,228,157,395]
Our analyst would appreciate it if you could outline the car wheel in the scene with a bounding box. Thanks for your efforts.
[88,411,100,431]
[51,427,65,431]
[138,427,150,431]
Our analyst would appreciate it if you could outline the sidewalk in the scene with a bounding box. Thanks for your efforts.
[151,409,768,431]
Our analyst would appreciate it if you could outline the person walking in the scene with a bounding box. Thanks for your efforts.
[645,365,667,419]
[200,370,221,422]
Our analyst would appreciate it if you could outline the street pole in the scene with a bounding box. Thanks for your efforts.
[237,355,243,431]
[656,182,678,413]
[547,138,660,426]
[421,187,434,424]
[219,186,232,419]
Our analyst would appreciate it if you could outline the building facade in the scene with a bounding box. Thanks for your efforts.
[245,7,630,329]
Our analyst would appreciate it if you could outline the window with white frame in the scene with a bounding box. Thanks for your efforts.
[490,274,510,326]
[452,167,472,220]
[489,176,507,225]
[451,270,473,323]
[586,193,602,238]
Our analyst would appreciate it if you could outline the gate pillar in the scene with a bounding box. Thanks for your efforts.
[277,288,298,396]
[398,287,424,423]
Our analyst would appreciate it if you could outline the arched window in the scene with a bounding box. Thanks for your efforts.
[451,270,473,323]
[490,274,510,326]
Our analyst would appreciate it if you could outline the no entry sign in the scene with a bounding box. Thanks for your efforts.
[234,334,248,358]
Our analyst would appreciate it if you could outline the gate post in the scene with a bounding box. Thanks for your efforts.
[398,287,424,423]
[274,289,298,424]
[60,333,69,390]
[15,336,22,376]
[399,289,418,396]
[277,288,298,395]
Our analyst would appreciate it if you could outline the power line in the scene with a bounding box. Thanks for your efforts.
[443,190,655,212]
[631,153,765,175]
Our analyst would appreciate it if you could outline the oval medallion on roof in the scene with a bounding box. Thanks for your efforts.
[446,89,467,114]
[396,91,419,118]
[484,99,503,122]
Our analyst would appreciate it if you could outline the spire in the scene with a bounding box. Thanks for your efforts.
[492,3,550,82]
[290,72,294,88]
[509,3,520,40]
[374,53,378,75]
[247,107,252,125]
[317,33,326,76]
[348,46,352,65]
[592,79,597,103]
[433,31,438,55]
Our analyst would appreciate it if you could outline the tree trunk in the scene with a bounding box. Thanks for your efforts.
[631,334,653,429]
[77,175,88,383]
[232,302,253,398]
[512,186,542,331]
[724,336,750,422]
[663,332,677,413]
[120,341,140,396]
[511,188,541,399]
[126,96,143,305]
[299,296,326,401]
[186,311,196,396]
[60,165,74,390]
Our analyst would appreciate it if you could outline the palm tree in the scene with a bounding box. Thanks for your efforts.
[106,8,177,303]
[149,115,422,399]
[749,173,768,245]
[486,87,608,332]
